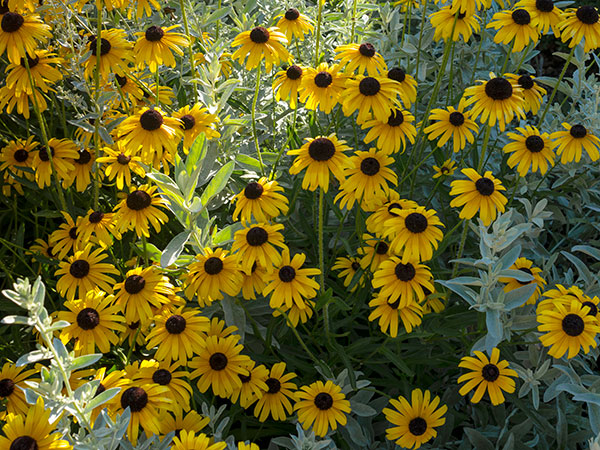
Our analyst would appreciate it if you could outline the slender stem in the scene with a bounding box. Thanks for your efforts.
[155,69,160,106]
[477,124,492,172]
[414,0,429,82]
[318,187,325,291]
[452,220,468,277]
[179,0,197,102]
[92,6,103,210]
[350,0,358,43]
[215,0,222,39]
[469,11,489,85]
[446,41,456,103]
[314,0,324,65]
[251,65,265,175]
[499,47,512,75]
[425,178,442,207]
[276,307,322,365]
[537,45,576,127]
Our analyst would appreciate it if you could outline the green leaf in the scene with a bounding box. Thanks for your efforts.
[213,223,243,246]
[70,353,103,371]
[464,427,495,450]
[200,161,234,207]
[350,401,377,417]
[561,251,593,285]
[85,387,121,413]
[160,231,191,268]
[572,244,600,262]
[504,284,538,311]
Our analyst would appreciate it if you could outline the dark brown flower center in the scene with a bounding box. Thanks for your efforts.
[284,8,300,20]
[457,12,466,19]
[408,417,427,436]
[582,301,598,316]
[9,436,38,450]
[121,387,148,412]
[139,109,164,131]
[359,77,380,96]
[95,383,106,396]
[266,377,281,393]
[535,0,554,13]
[570,124,587,138]
[239,373,251,383]
[517,267,533,285]
[145,25,164,42]
[75,149,91,165]
[475,177,495,196]
[562,313,584,336]
[117,153,131,165]
[244,181,264,199]
[0,378,15,397]
[128,321,140,330]
[250,26,270,43]
[89,211,104,223]
[395,262,416,281]
[90,37,111,56]
[518,74,534,89]
[278,265,296,282]
[387,110,404,127]
[69,227,78,240]
[389,298,401,309]
[13,149,29,163]
[1,12,24,33]
[576,6,599,25]
[165,315,187,334]
[38,147,54,162]
[0,0,8,14]
[388,202,402,216]
[286,65,302,80]
[351,261,360,271]
[388,67,406,83]
[405,212,428,233]
[360,157,380,176]
[375,241,389,254]
[525,135,544,152]
[180,114,195,130]
[314,392,333,410]
[20,54,39,69]
[512,9,531,25]
[485,77,513,100]
[124,274,146,294]
[209,352,228,370]
[246,227,269,246]
[358,42,376,57]
[76,307,100,330]
[126,190,152,210]
[481,363,500,381]
[69,259,90,278]
[314,71,332,88]
[115,74,127,87]
[449,111,465,126]
[204,257,224,275]
[308,137,336,161]
[152,369,172,385]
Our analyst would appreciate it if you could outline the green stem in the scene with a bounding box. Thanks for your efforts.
[251,65,265,175]
[314,0,324,65]
[469,11,489,85]
[414,0,429,82]
[537,45,576,127]
[477,124,492,172]
[179,0,197,102]
[446,40,456,103]
[452,220,468,277]
[92,6,103,210]
[318,187,325,291]
[155,68,160,106]
[350,0,358,43]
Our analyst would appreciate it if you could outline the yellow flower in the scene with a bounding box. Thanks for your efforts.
[134,25,189,72]
[549,122,600,164]
[487,8,540,52]
[294,380,351,437]
[275,8,314,42]
[449,168,507,225]
[231,26,289,72]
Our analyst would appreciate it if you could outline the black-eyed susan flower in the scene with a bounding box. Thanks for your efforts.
[57,289,125,356]
[357,234,393,271]
[0,11,51,64]
[253,362,297,422]
[369,296,424,337]
[335,42,387,76]
[120,320,149,347]
[383,206,444,263]
[298,62,346,114]
[28,238,56,261]
[114,74,144,105]
[116,107,182,165]
[6,50,62,95]
[32,138,79,189]
[288,134,351,192]
[336,149,397,210]
[0,83,47,119]
[63,148,94,192]
[48,212,81,260]
[273,300,315,327]
[173,104,220,151]
[515,0,562,35]
[55,245,119,301]
[189,335,251,398]
[332,256,364,292]
[273,64,304,109]
[158,409,210,435]
[113,266,175,326]
[372,257,434,307]
[537,299,600,359]
[463,73,525,131]
[505,73,546,114]
[499,257,546,306]
[231,26,289,72]
[238,442,259,450]
[557,6,600,52]
[449,0,491,15]
[77,209,119,249]
[136,360,193,414]
[387,67,418,109]
[97,142,146,190]
[134,25,189,72]
[131,0,160,18]
[146,307,209,364]
[275,8,314,41]
[458,348,518,405]
[341,75,402,124]
[231,223,287,275]
[432,159,457,178]
[420,286,446,314]
[0,397,72,450]
[73,366,128,422]
[182,248,242,307]
[536,284,586,313]
[240,262,269,300]
[382,389,447,450]
[430,7,480,42]
[550,123,600,164]
[449,168,508,225]
[113,185,169,238]
[84,29,133,80]
[365,195,419,236]
[0,362,37,419]
[427,100,479,154]
[171,431,226,450]
[230,360,269,408]
[114,382,172,445]
[233,177,289,223]
[503,126,554,176]
[0,137,37,181]
[294,380,351,437]
[200,317,240,341]
[361,109,417,155]
[487,8,540,52]
[263,249,320,311]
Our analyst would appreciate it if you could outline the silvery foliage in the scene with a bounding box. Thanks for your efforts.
[1,277,130,450]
